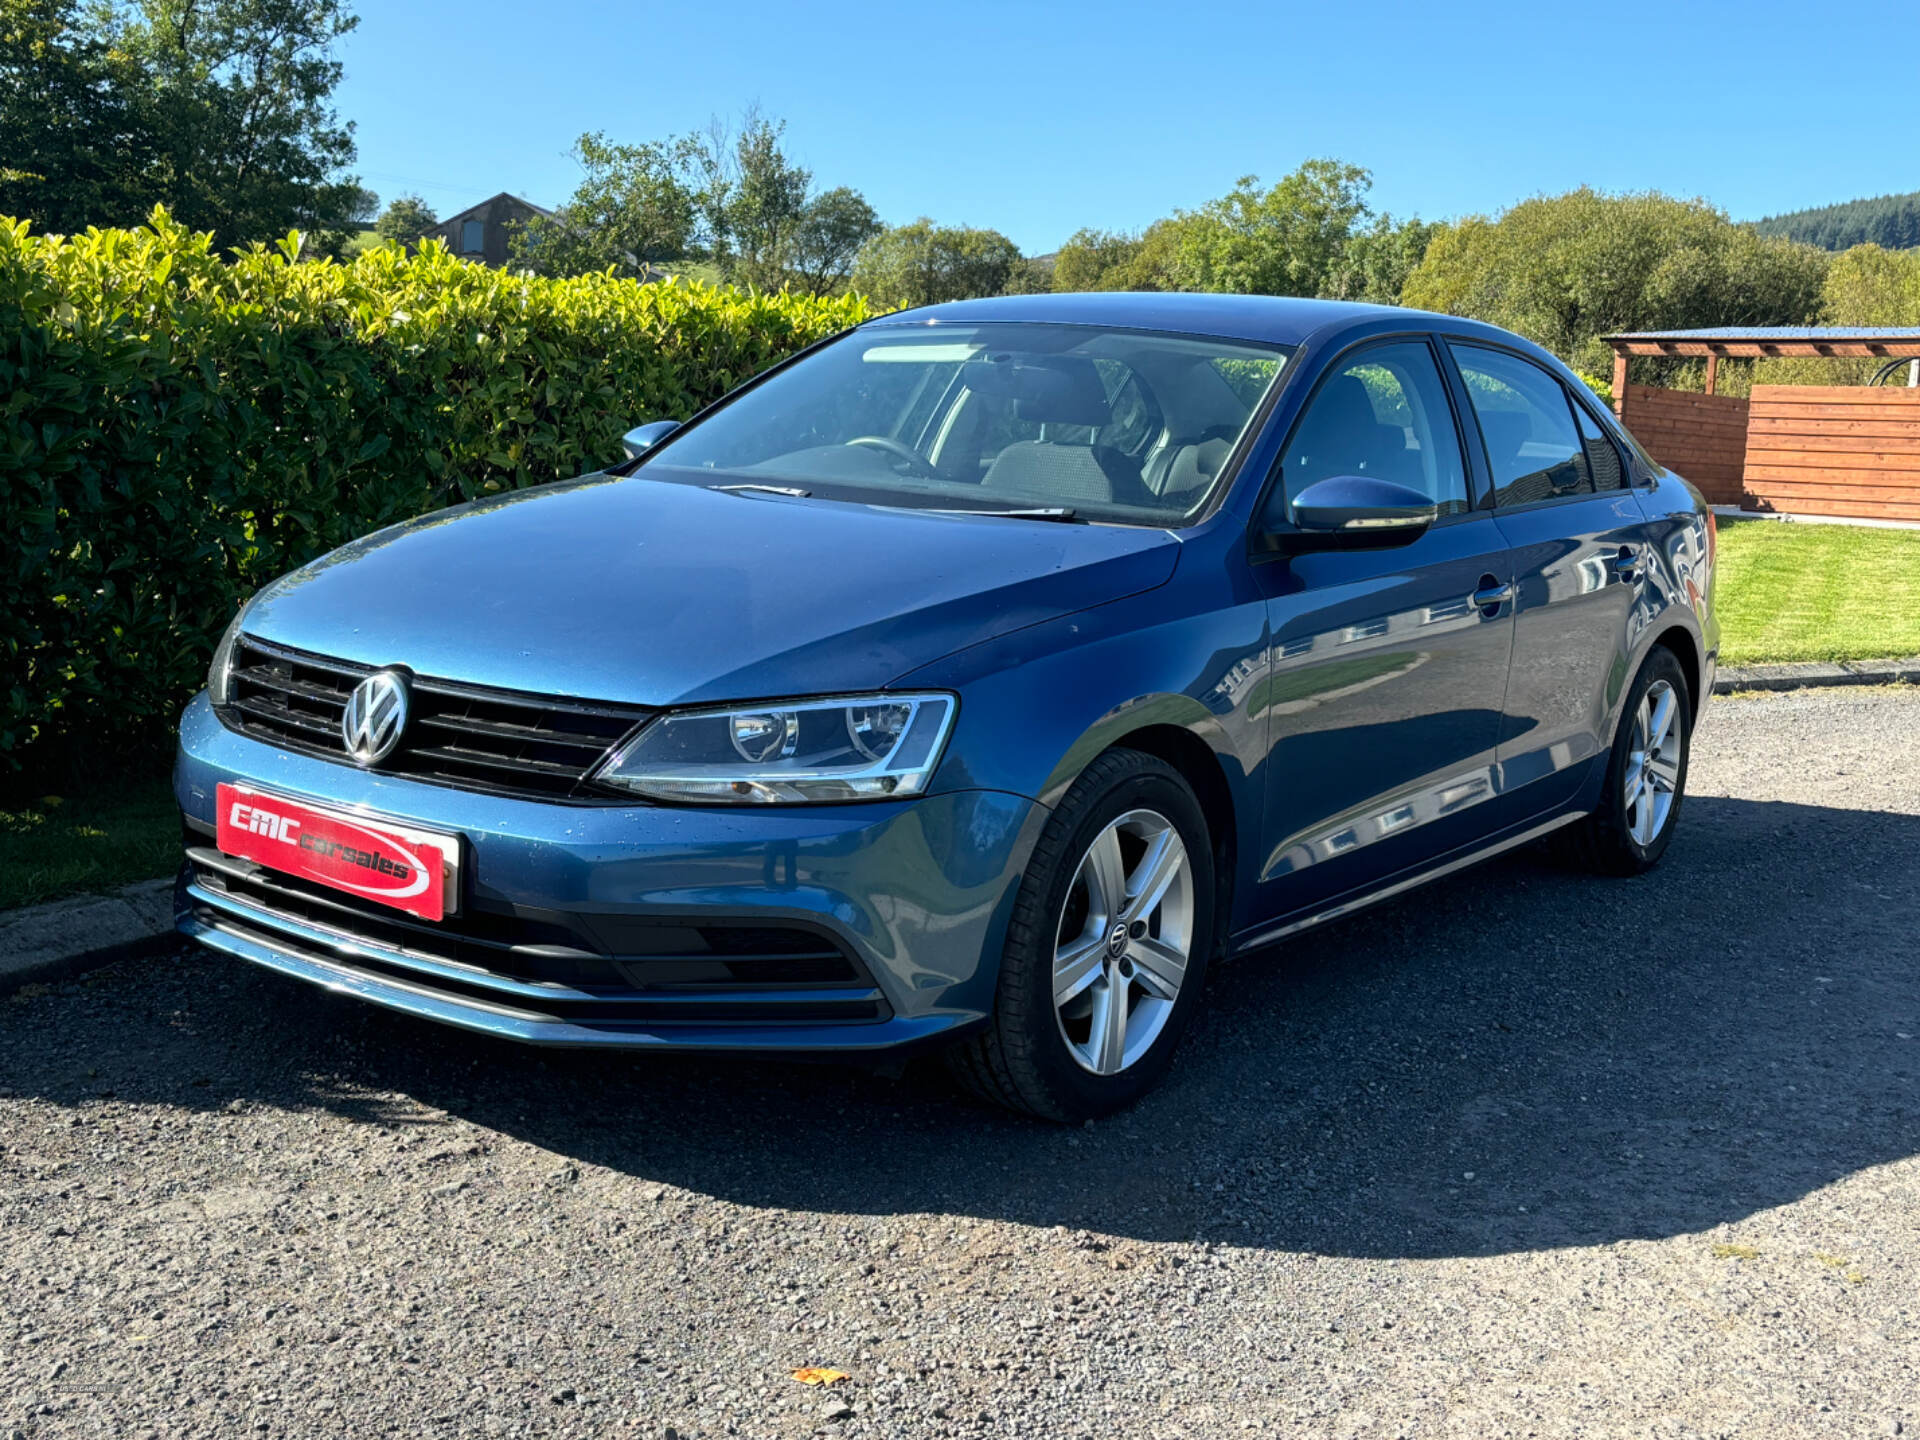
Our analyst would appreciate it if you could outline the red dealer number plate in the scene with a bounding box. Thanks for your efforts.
[216,784,454,921]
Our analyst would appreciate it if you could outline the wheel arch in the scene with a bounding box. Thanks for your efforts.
[1038,698,1241,960]
[1647,621,1703,719]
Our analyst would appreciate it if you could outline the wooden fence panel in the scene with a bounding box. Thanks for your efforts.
[1615,384,1749,505]
[1744,385,1920,521]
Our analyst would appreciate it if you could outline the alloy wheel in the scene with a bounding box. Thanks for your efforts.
[1625,678,1682,847]
[1052,808,1194,1076]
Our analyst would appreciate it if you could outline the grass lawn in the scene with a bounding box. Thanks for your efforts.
[0,778,179,911]
[1715,520,1920,665]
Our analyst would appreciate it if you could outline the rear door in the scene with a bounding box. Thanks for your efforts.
[1445,342,1650,813]
[1250,338,1517,924]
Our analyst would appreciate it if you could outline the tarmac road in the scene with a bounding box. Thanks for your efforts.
[3,686,1917,1438]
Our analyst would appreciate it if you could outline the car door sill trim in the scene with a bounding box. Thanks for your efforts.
[1229,810,1584,955]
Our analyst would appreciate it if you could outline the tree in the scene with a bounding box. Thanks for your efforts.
[783,185,881,296]
[698,109,810,289]
[1049,163,1405,299]
[1755,191,1920,252]
[119,0,366,253]
[1049,221,1182,292]
[1400,188,1830,376]
[519,113,880,291]
[1320,215,1437,305]
[692,111,882,293]
[849,218,1024,308]
[1001,252,1054,294]
[1754,242,1920,387]
[1126,220,1184,292]
[511,131,701,279]
[1052,228,1144,291]
[0,0,153,232]
[0,0,366,250]
[1822,243,1920,325]
[1391,216,1478,315]
[1165,158,1375,297]
[375,192,436,248]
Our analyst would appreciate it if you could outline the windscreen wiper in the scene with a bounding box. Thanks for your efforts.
[927,506,1081,523]
[710,483,811,498]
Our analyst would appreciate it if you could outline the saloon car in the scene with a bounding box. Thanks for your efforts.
[175,294,1715,1121]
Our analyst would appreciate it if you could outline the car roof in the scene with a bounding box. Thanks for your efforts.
[863,292,1462,348]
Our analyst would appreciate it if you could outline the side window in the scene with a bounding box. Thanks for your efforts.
[1573,403,1628,491]
[1272,341,1470,521]
[1452,345,1592,506]
[461,219,485,254]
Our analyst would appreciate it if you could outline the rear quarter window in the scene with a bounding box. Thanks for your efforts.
[1573,403,1628,491]
[1452,345,1592,506]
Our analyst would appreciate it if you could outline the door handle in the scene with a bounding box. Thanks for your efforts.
[1610,545,1639,582]
[1471,576,1512,614]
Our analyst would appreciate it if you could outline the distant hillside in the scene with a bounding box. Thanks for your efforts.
[1754,191,1920,251]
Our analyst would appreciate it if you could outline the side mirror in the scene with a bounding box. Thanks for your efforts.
[621,420,681,460]
[1276,475,1439,551]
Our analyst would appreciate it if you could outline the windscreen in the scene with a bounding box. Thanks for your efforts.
[640,322,1292,525]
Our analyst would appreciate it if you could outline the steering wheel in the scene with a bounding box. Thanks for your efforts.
[847,435,937,477]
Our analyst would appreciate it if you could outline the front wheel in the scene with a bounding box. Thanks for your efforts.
[1557,647,1693,876]
[947,749,1214,1123]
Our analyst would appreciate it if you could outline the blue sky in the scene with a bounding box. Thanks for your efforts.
[337,1,1920,252]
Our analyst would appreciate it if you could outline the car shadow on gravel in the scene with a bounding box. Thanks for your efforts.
[8,795,1918,1260]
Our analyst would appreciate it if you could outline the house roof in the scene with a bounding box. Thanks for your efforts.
[1604,327,1920,358]
[434,193,554,227]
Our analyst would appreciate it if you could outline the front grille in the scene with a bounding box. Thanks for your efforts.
[220,636,651,801]
[183,844,888,1026]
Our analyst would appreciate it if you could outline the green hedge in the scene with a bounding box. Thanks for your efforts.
[0,209,873,781]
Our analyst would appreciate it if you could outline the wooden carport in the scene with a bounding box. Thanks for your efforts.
[1604,327,1920,520]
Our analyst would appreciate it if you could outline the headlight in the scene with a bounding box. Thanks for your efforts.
[592,693,957,804]
[207,602,251,706]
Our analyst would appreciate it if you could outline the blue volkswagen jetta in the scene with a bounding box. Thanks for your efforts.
[175,293,1716,1121]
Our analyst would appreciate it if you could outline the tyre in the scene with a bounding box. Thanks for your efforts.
[947,748,1214,1122]
[1557,646,1693,876]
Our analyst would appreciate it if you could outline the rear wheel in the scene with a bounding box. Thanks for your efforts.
[947,749,1213,1122]
[1557,647,1692,876]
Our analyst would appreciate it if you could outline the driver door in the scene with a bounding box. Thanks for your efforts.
[1249,338,1518,926]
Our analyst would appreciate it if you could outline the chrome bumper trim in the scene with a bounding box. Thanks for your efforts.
[180,911,960,1052]
[185,878,885,1014]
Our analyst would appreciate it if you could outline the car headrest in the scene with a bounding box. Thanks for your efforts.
[963,356,1111,428]
[1316,374,1380,431]
[1480,410,1532,472]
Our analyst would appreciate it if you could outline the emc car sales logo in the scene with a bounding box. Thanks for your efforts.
[228,796,422,888]
[223,793,441,916]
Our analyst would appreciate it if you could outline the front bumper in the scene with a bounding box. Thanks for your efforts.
[174,694,1045,1053]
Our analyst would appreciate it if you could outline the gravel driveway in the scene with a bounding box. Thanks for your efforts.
[5,687,1918,1439]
